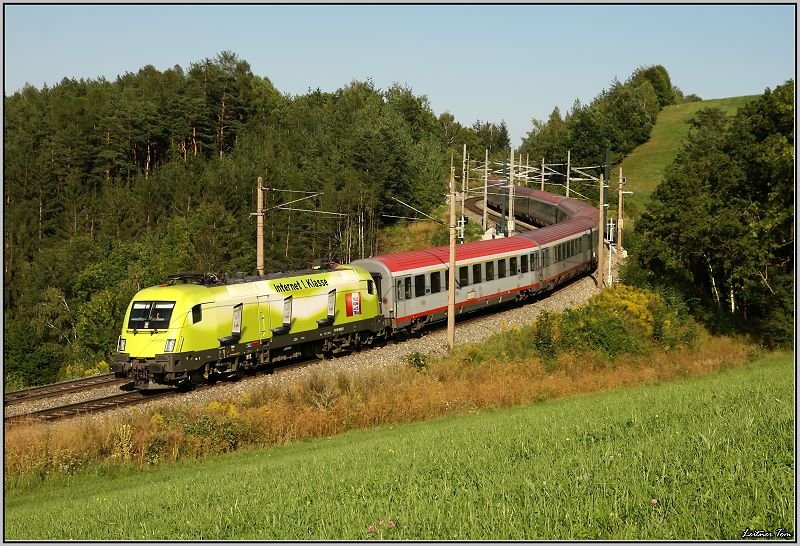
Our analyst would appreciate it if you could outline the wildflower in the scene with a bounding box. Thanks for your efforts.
[368,525,375,533]
[388,521,397,529]
[650,498,658,506]
[380,520,385,526]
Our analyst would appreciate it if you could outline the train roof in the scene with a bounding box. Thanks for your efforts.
[365,236,536,272]
[514,186,598,218]
[518,217,597,246]
[362,188,600,273]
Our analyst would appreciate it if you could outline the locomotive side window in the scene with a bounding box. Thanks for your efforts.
[404,277,413,299]
[396,280,404,301]
[367,280,374,295]
[191,304,202,324]
[459,266,469,287]
[473,263,482,284]
[531,251,538,270]
[486,261,494,281]
[521,255,528,274]
[414,275,425,297]
[498,259,507,278]
[430,271,442,294]
[510,257,518,275]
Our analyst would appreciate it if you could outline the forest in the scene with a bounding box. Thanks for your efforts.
[3,52,792,387]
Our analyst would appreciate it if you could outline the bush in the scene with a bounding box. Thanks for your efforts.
[405,351,430,372]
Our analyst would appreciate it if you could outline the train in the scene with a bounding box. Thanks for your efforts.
[111,186,600,390]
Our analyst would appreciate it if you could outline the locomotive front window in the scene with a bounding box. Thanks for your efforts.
[128,301,175,330]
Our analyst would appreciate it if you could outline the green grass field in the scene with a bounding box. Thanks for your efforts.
[619,96,756,217]
[4,351,793,540]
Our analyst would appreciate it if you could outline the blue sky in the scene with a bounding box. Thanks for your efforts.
[3,4,796,146]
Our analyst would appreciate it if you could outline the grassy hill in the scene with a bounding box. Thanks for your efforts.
[619,96,757,217]
[5,351,793,540]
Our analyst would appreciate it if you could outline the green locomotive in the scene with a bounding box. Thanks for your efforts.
[111,265,384,389]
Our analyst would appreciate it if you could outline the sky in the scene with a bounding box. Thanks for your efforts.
[3,4,796,147]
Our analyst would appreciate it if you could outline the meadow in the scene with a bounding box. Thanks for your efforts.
[4,351,793,540]
[619,95,756,217]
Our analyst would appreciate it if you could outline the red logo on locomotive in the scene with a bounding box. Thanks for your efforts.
[345,292,361,316]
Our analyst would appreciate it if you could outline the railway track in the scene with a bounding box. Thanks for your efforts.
[4,390,175,424]
[4,373,129,406]
[4,356,321,425]
[4,275,590,426]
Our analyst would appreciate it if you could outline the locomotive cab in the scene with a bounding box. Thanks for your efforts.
[112,284,210,390]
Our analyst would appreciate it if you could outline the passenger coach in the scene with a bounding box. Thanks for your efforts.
[352,187,598,334]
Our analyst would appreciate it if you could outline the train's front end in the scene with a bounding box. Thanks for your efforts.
[111,283,204,390]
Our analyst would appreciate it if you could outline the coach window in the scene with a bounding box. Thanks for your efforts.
[459,266,469,287]
[414,275,425,297]
[430,271,441,294]
[445,269,449,290]
[498,259,506,279]
[510,257,518,275]
[486,261,494,281]
[521,255,529,274]
[543,248,550,267]
[473,263,482,284]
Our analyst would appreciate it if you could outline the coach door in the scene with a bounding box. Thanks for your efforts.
[395,275,412,320]
[370,272,383,314]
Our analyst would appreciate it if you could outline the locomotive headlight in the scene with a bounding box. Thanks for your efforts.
[118,337,126,352]
[164,338,176,353]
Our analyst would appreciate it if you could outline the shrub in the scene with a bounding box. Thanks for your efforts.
[405,351,430,372]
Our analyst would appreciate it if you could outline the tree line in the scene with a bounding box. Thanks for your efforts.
[519,65,691,174]
[625,80,794,347]
[3,51,513,387]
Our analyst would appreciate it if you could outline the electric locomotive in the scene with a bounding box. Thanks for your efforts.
[111,265,384,389]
